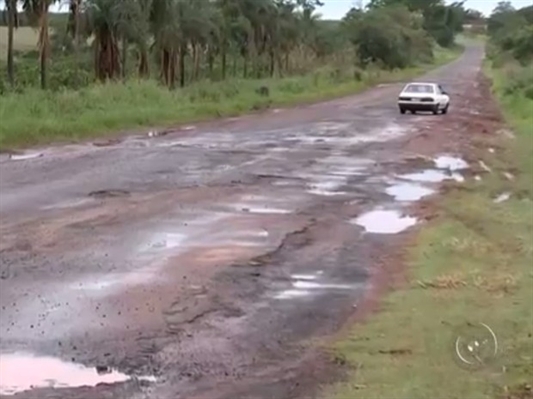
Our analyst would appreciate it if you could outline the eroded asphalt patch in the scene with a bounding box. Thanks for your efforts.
[0,43,483,399]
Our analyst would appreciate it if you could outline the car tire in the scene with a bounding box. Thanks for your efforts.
[442,104,449,114]
[410,110,416,114]
[432,105,439,115]
[400,107,406,114]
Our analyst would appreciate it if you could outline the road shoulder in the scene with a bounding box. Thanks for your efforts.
[323,55,533,398]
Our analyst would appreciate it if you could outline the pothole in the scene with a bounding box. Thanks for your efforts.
[274,289,312,299]
[241,206,292,214]
[386,182,435,202]
[351,209,418,234]
[398,170,464,183]
[434,155,469,171]
[8,152,43,161]
[274,272,352,300]
[0,353,156,396]
[88,189,130,198]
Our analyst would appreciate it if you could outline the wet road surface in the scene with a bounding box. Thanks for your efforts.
[0,43,484,398]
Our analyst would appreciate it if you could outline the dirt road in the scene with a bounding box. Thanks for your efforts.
[0,43,485,399]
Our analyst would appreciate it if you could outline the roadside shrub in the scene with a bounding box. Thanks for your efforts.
[502,64,533,96]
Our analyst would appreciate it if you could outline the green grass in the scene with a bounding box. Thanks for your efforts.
[324,64,533,399]
[0,26,39,59]
[0,46,461,150]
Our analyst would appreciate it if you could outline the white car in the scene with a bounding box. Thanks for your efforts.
[398,82,450,115]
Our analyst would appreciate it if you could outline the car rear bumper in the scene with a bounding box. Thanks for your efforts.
[398,101,438,111]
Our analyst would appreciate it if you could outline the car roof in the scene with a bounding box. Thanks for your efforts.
[405,82,437,86]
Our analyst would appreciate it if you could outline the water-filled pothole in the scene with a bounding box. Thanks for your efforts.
[398,170,464,183]
[352,209,417,234]
[0,353,156,396]
[9,152,43,161]
[434,155,469,171]
[274,272,351,300]
[386,183,435,202]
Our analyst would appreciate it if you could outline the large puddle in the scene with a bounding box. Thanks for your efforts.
[352,209,417,234]
[0,353,156,395]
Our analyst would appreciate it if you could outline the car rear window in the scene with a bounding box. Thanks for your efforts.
[404,84,434,93]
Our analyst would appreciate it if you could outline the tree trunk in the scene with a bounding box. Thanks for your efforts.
[74,0,80,55]
[277,54,283,78]
[161,50,170,86]
[221,45,226,80]
[39,4,50,90]
[6,0,15,87]
[170,50,177,89]
[121,35,127,79]
[208,48,214,77]
[194,45,201,81]
[138,48,149,78]
[269,50,275,77]
[243,56,248,78]
[179,43,186,88]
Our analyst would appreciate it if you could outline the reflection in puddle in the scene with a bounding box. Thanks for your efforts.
[240,206,292,214]
[386,183,435,201]
[41,198,93,210]
[9,152,43,161]
[0,353,156,396]
[399,170,464,183]
[275,272,351,300]
[494,192,511,203]
[291,274,318,280]
[293,281,352,290]
[150,233,187,249]
[353,209,417,234]
[274,290,312,299]
[434,155,469,171]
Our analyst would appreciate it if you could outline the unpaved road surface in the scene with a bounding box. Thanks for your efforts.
[0,43,485,399]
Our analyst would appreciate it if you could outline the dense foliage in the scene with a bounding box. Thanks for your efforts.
[486,1,533,99]
[1,0,467,92]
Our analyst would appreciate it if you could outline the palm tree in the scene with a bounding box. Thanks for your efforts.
[6,0,19,87]
[67,0,82,54]
[23,0,56,89]
[85,0,122,81]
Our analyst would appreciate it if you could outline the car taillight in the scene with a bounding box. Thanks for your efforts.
[420,97,434,102]
[399,96,411,101]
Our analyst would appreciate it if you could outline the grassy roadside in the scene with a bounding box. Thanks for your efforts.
[0,46,461,150]
[324,67,533,397]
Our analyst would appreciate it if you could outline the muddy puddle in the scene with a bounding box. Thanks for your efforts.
[0,353,156,396]
[274,272,352,300]
[386,182,435,202]
[8,152,44,161]
[398,169,464,183]
[433,155,469,171]
[352,209,417,234]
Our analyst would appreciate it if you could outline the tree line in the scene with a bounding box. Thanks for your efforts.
[2,0,470,91]
[486,1,533,98]
[487,1,533,65]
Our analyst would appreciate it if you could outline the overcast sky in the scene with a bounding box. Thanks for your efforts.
[318,0,532,19]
